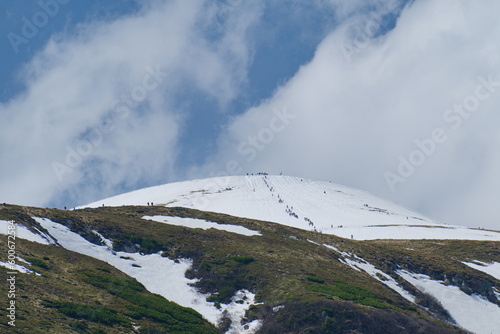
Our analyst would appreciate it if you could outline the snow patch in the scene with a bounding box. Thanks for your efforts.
[462,261,500,281]
[322,243,349,257]
[0,220,51,244]
[143,216,261,237]
[322,244,415,302]
[92,229,114,250]
[33,217,260,328]
[0,260,40,275]
[494,287,500,301]
[224,290,262,334]
[273,305,285,313]
[398,270,500,334]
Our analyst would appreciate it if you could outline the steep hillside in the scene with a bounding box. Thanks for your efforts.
[1,200,499,333]
[0,206,218,333]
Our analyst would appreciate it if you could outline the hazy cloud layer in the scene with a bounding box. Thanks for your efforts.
[201,0,500,229]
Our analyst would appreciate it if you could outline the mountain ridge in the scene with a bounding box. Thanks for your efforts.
[1,176,499,333]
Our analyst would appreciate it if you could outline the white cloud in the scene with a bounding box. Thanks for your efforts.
[319,0,403,20]
[201,0,500,230]
[2,0,498,231]
[0,0,261,207]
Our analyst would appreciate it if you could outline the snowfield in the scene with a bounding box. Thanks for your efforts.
[309,241,500,334]
[0,219,52,244]
[398,270,500,334]
[143,215,261,236]
[31,217,261,330]
[462,261,500,281]
[80,175,500,241]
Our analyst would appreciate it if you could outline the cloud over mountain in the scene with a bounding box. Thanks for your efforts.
[1,0,499,230]
[201,0,500,229]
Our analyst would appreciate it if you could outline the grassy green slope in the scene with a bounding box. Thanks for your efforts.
[1,203,498,333]
[0,235,217,333]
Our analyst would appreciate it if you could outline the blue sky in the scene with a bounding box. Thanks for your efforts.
[1,0,499,230]
[0,1,140,100]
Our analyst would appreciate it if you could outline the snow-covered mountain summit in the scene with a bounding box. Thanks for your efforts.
[81,175,500,241]
[2,175,499,333]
